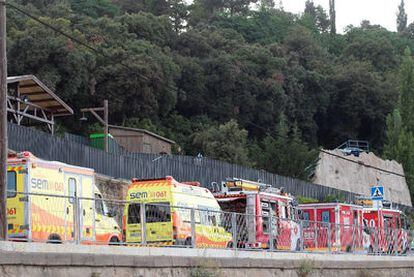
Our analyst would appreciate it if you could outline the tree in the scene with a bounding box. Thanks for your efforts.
[112,0,169,15]
[383,109,404,159]
[397,0,408,33]
[255,115,318,179]
[321,61,397,149]
[169,0,188,32]
[343,26,400,72]
[283,26,331,146]
[212,9,295,44]
[70,0,120,18]
[383,110,414,202]
[329,0,336,34]
[400,47,414,133]
[223,0,257,16]
[302,0,330,33]
[119,13,176,47]
[260,0,275,10]
[383,48,414,204]
[192,120,251,166]
[404,22,414,40]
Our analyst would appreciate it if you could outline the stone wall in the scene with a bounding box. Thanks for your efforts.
[95,174,129,200]
[313,150,412,206]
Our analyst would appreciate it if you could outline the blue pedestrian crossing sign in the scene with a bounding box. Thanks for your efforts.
[371,186,384,200]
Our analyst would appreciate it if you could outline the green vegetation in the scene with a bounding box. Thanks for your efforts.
[297,196,319,204]
[189,267,217,277]
[296,194,345,204]
[323,194,345,203]
[297,259,315,277]
[7,0,414,202]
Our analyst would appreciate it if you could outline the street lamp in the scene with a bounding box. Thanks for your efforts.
[80,100,109,152]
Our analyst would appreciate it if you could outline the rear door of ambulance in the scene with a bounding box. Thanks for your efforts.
[126,182,173,244]
[6,164,28,240]
[64,172,82,242]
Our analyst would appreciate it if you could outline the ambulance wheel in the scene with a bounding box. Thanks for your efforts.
[47,234,62,244]
[109,236,120,246]
[227,241,233,248]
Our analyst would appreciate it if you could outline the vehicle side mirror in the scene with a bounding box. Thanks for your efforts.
[107,209,117,217]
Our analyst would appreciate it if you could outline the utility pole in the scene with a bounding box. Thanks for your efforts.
[0,0,7,241]
[329,0,336,34]
[81,100,109,152]
[103,99,108,153]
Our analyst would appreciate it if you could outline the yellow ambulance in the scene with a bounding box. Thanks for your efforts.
[124,176,232,247]
[6,151,122,244]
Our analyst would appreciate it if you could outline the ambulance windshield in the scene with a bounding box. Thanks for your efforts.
[128,202,171,224]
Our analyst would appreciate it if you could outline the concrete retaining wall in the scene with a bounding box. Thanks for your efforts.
[313,150,412,206]
[1,242,414,277]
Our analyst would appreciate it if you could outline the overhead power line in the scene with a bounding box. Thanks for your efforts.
[319,149,406,178]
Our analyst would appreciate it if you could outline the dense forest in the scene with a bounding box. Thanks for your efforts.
[6,0,414,201]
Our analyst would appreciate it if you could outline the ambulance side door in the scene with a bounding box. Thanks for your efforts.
[80,176,94,242]
[65,174,81,241]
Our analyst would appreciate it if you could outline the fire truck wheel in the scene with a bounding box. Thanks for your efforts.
[227,241,233,248]
[109,236,120,246]
[47,234,62,244]
[387,244,394,254]
[368,245,374,254]
[237,241,246,248]
[402,243,409,254]
[266,239,277,250]
[184,237,192,246]
[295,239,301,251]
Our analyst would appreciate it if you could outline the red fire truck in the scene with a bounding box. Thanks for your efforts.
[363,206,409,254]
[210,178,301,250]
[298,203,371,253]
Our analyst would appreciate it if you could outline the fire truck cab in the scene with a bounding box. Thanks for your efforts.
[298,203,370,253]
[363,207,409,253]
[210,178,300,250]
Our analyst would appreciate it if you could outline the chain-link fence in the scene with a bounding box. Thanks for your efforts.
[5,191,413,255]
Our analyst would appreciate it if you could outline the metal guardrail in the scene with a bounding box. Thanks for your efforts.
[5,191,413,255]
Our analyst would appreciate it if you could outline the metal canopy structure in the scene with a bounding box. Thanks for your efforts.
[6,75,73,133]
